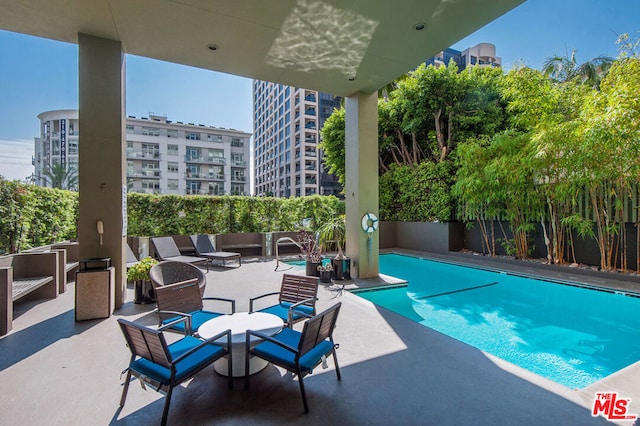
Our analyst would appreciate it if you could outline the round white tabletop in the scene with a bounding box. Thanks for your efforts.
[198,312,284,377]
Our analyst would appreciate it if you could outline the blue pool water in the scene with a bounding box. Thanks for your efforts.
[355,253,640,389]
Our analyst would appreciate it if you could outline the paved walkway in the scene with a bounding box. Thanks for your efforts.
[1,253,637,425]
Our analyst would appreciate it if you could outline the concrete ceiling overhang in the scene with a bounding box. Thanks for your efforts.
[0,0,524,97]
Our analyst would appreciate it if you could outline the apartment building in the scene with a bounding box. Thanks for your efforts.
[253,81,341,198]
[426,42,501,69]
[34,110,251,195]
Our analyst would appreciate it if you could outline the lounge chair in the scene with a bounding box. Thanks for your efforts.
[151,236,207,266]
[154,278,235,336]
[126,244,140,269]
[118,318,232,426]
[249,274,318,328]
[190,234,241,271]
[245,302,342,413]
[149,260,207,295]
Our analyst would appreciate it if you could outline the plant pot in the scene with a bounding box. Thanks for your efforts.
[305,260,320,277]
[332,257,351,280]
[319,270,332,283]
[134,280,156,304]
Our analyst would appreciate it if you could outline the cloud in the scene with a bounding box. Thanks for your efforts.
[0,139,34,181]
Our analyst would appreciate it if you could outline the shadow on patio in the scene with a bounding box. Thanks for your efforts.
[0,258,610,425]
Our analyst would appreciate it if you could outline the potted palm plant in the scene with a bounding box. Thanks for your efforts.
[318,215,350,280]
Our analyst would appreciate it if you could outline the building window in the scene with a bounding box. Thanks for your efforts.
[186,180,200,195]
[68,141,78,155]
[126,125,135,134]
[167,162,179,173]
[186,146,201,162]
[207,134,222,142]
[167,129,178,138]
[142,127,160,136]
[186,132,201,140]
[142,179,159,190]
[167,179,179,190]
[231,184,245,195]
[141,143,159,159]
[167,144,179,156]
[231,153,244,166]
[231,137,244,147]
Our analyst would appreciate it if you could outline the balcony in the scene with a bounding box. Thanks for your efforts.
[127,170,161,179]
[305,150,317,158]
[185,155,226,165]
[232,160,246,167]
[127,151,161,160]
[231,175,246,182]
[185,172,225,181]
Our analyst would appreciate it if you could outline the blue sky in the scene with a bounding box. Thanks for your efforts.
[0,0,638,181]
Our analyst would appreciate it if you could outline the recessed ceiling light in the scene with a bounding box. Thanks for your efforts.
[207,44,219,51]
[414,22,426,31]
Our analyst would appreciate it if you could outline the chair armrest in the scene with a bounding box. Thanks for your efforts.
[248,292,280,312]
[158,310,192,335]
[173,329,232,363]
[246,329,299,355]
[289,297,316,310]
[158,315,189,333]
[202,297,236,314]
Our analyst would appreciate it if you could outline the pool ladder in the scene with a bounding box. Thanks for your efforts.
[275,237,302,271]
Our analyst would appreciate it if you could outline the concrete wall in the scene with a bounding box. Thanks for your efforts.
[380,221,464,253]
[463,220,638,270]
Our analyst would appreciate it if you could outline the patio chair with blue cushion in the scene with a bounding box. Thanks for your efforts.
[249,274,318,328]
[245,302,342,413]
[190,234,241,271]
[118,318,232,426]
[154,278,235,336]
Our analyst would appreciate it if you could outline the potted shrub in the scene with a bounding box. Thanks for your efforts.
[317,262,333,284]
[126,256,159,304]
[319,215,350,280]
[297,229,322,277]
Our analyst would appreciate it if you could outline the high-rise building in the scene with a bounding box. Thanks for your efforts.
[426,42,501,70]
[34,110,251,195]
[252,81,342,198]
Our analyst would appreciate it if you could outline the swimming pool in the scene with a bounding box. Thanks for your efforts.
[355,253,640,389]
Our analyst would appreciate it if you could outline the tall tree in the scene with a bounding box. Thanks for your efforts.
[542,48,613,87]
[41,163,78,190]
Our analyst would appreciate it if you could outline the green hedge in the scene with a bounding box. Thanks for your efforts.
[0,180,78,254]
[126,193,344,236]
[379,161,453,222]
[0,180,345,254]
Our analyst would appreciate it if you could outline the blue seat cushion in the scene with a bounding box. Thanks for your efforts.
[252,328,334,374]
[162,310,221,333]
[130,335,225,384]
[258,302,314,323]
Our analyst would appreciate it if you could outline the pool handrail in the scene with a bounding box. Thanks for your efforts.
[275,237,302,270]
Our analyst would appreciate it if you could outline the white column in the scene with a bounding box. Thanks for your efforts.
[78,33,127,307]
[345,92,379,278]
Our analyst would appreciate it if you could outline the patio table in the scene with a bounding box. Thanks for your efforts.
[198,312,283,377]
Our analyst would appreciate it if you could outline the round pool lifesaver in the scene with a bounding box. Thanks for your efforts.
[361,212,379,233]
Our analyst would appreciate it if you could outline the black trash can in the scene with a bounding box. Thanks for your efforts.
[75,257,114,321]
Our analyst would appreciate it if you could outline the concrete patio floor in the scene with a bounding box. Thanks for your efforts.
[2,251,639,425]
